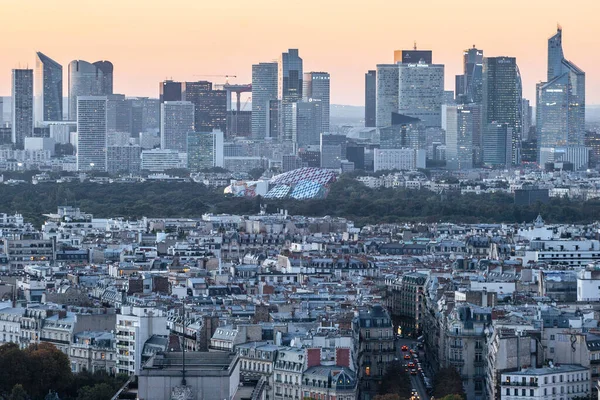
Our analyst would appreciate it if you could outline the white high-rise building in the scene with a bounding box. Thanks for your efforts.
[444,105,474,170]
[141,149,185,172]
[398,62,444,128]
[374,148,426,171]
[116,306,168,375]
[11,69,34,149]
[376,64,399,127]
[77,96,107,171]
[160,101,194,153]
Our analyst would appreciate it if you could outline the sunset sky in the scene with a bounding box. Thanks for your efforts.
[1,0,599,106]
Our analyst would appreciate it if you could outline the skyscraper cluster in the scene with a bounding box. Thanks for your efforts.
[251,49,330,149]
[367,28,585,170]
[2,27,589,175]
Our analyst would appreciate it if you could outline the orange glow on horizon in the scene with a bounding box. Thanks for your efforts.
[1,0,599,106]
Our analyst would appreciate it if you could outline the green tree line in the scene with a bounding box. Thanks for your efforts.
[0,177,599,228]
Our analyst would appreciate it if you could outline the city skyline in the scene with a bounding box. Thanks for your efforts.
[1,0,599,106]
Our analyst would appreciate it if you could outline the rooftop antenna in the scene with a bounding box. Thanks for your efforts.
[413,41,417,50]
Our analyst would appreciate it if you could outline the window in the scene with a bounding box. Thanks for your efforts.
[550,334,555,340]
[365,330,370,339]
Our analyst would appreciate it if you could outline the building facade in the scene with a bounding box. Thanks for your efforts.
[252,62,278,140]
[68,60,113,121]
[375,64,399,127]
[187,129,224,171]
[160,101,194,153]
[303,72,330,134]
[482,56,522,166]
[398,62,444,128]
[537,27,585,155]
[35,52,63,124]
[365,70,376,128]
[77,96,107,171]
[12,69,34,149]
[354,305,394,400]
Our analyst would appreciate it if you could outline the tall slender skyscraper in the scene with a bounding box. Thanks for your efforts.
[93,61,114,95]
[278,49,303,102]
[160,101,194,152]
[464,47,484,103]
[77,96,107,171]
[251,62,278,139]
[69,60,113,120]
[376,64,399,127]
[537,27,585,153]
[365,70,376,127]
[11,69,34,149]
[35,52,63,123]
[482,56,522,165]
[302,72,330,134]
[445,105,474,170]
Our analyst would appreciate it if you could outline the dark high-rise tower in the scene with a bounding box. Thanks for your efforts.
[11,69,34,149]
[365,70,376,127]
[35,52,63,123]
[183,81,227,133]
[278,49,303,102]
[482,56,522,166]
[93,61,114,95]
[159,80,182,104]
[455,46,483,104]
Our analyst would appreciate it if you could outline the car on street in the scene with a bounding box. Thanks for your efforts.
[404,354,411,360]
[401,345,409,351]
[410,368,417,375]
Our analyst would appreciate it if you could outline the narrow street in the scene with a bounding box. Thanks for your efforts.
[396,337,431,400]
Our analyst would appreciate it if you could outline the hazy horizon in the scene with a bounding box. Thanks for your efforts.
[1,0,600,106]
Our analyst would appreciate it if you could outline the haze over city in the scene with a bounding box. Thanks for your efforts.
[2,0,600,105]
